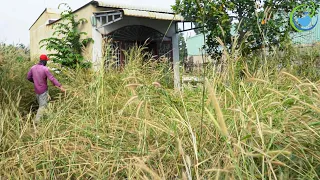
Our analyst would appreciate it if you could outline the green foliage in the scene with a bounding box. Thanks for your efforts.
[40,3,94,68]
[178,32,188,62]
[172,0,320,56]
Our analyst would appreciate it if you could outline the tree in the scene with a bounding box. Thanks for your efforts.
[172,0,319,56]
[40,3,93,68]
[193,22,203,35]
[179,32,188,62]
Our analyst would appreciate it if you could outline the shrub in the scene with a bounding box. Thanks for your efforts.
[40,3,93,69]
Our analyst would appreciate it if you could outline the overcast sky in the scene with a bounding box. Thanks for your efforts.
[0,0,187,46]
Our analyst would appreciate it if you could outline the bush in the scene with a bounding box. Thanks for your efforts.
[40,3,93,69]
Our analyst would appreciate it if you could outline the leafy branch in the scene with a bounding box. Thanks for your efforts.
[40,3,94,68]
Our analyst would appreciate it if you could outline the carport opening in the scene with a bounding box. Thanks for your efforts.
[104,25,173,67]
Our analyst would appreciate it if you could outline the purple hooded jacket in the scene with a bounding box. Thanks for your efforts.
[27,63,61,94]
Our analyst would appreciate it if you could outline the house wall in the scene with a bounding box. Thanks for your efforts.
[30,5,95,61]
[29,9,61,60]
[189,55,205,64]
[73,4,95,61]
[291,13,320,45]
[186,34,205,56]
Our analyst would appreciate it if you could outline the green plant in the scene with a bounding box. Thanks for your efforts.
[172,0,319,56]
[179,32,188,62]
[40,3,93,68]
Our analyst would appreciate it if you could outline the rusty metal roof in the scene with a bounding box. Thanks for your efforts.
[122,9,183,21]
[94,1,174,14]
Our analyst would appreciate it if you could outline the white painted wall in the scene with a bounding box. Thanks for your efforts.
[92,26,103,71]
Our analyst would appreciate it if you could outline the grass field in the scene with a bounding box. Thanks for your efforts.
[0,43,320,179]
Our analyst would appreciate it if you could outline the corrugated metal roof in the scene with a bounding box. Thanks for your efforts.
[122,9,183,21]
[94,0,174,14]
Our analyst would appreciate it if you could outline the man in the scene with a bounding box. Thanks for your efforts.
[27,54,65,124]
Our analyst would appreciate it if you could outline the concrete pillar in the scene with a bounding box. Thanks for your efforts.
[92,27,103,71]
[172,30,181,90]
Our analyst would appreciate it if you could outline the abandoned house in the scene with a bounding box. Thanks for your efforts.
[29,0,184,88]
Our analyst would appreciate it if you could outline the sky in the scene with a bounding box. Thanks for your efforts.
[0,0,193,46]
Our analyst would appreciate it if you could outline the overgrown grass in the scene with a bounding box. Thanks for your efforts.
[0,43,320,179]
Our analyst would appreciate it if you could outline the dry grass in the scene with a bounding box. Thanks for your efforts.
[0,44,320,179]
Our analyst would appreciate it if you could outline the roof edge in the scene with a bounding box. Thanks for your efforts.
[31,1,95,28]
[48,1,95,25]
[31,1,184,29]
[29,8,47,30]
[121,9,184,21]
[94,0,174,14]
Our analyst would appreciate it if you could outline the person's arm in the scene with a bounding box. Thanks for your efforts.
[27,69,34,83]
[45,68,65,92]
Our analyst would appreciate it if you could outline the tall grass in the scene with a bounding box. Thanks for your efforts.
[0,42,320,179]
